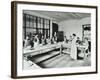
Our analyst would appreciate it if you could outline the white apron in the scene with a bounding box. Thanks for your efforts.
[70,37,77,60]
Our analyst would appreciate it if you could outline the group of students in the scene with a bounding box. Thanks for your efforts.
[63,34,89,47]
[63,33,89,59]
[23,32,90,59]
[23,32,58,49]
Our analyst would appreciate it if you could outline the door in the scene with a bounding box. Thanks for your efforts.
[52,23,58,36]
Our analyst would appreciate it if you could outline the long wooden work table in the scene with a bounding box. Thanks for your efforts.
[23,42,86,59]
[23,42,87,69]
[23,42,62,58]
[23,42,63,69]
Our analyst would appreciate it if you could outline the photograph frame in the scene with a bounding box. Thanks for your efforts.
[11,1,98,79]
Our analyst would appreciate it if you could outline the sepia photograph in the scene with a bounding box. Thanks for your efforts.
[11,1,97,78]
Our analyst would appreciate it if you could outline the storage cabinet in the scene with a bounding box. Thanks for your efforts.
[82,24,91,41]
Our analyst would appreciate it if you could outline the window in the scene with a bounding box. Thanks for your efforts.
[23,13,50,39]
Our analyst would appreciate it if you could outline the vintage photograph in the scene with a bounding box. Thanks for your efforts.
[22,10,91,70]
[11,1,97,78]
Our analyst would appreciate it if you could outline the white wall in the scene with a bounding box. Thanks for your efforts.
[59,17,91,40]
[80,17,91,24]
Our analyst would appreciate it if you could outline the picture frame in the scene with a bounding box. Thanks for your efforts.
[11,1,98,78]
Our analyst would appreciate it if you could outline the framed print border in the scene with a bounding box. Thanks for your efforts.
[11,1,98,79]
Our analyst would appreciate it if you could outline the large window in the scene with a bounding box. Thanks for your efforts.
[23,13,50,39]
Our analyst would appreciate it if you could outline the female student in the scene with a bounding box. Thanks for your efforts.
[34,35,39,48]
[24,36,30,48]
[83,38,89,58]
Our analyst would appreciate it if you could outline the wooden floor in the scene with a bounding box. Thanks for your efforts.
[29,51,91,68]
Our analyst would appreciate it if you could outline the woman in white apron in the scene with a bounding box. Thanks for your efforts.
[70,34,77,60]
[34,35,39,48]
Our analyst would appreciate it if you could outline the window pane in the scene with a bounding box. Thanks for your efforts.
[40,23,43,28]
[26,21,29,27]
[30,16,33,27]
[48,30,49,36]
[44,20,47,24]
[41,18,43,23]
[38,23,41,28]
[37,18,41,23]
[33,22,36,28]
[47,25,49,29]
[33,16,36,22]
[26,28,32,33]
[30,22,32,27]
[26,15,30,27]
[26,15,29,21]
[44,25,47,29]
